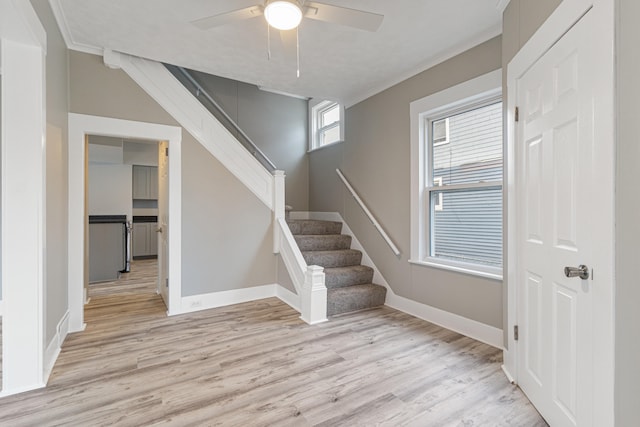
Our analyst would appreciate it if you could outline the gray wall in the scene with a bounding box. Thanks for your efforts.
[31,0,70,347]
[69,51,276,297]
[308,37,503,328]
[615,0,640,423]
[188,70,309,211]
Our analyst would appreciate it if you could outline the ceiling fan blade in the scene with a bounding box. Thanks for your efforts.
[191,5,263,30]
[304,2,384,32]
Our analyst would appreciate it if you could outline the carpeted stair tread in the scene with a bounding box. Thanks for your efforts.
[302,249,362,268]
[327,284,387,316]
[324,265,374,289]
[294,234,352,251]
[287,219,342,235]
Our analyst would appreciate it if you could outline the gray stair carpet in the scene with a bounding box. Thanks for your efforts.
[287,219,386,316]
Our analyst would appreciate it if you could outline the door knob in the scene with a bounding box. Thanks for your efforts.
[156,227,163,233]
[564,265,589,280]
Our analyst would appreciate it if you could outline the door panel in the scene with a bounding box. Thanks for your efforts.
[158,141,169,306]
[515,8,610,427]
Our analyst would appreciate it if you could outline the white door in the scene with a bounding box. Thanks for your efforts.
[158,141,170,305]
[515,8,613,427]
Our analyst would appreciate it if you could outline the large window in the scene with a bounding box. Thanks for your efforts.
[410,70,503,279]
[309,100,343,150]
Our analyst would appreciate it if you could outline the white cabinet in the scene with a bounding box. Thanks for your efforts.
[132,165,158,200]
[132,222,158,258]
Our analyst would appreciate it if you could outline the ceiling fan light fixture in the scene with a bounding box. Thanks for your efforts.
[264,0,303,30]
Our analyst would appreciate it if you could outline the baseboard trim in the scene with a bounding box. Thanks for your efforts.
[501,364,515,384]
[294,211,503,349]
[44,310,70,384]
[0,382,47,398]
[276,285,301,313]
[385,292,503,349]
[176,284,300,316]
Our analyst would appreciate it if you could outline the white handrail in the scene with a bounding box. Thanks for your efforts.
[336,169,401,256]
[274,217,327,324]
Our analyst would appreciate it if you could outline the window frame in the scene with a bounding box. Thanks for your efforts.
[309,99,344,151]
[409,70,503,280]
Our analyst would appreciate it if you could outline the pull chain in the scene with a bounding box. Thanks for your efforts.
[267,23,271,60]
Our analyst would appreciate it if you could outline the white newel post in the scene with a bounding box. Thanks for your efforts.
[273,170,285,253]
[300,265,327,324]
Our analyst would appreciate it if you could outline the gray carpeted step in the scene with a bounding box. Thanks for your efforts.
[327,284,387,316]
[294,234,352,251]
[302,249,362,268]
[287,219,342,235]
[324,265,374,289]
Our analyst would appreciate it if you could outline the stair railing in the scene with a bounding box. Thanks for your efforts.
[273,172,327,324]
[336,169,401,256]
[165,64,277,172]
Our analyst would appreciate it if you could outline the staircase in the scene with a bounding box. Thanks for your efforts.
[287,218,387,316]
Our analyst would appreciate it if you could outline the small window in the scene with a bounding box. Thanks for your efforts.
[310,100,344,150]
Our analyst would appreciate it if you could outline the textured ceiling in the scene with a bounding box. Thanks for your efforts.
[53,0,503,105]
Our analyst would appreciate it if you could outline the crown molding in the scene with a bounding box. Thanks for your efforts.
[343,24,502,108]
[496,0,511,13]
[48,0,103,55]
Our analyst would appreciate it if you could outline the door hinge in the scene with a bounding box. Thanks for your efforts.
[166,278,169,288]
[514,325,519,341]
[515,107,519,122]
[165,147,169,157]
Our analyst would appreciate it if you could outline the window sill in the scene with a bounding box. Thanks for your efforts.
[308,140,344,153]
[408,259,503,281]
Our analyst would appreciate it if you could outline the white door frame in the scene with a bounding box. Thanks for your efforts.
[505,0,615,423]
[68,113,182,332]
[0,0,48,396]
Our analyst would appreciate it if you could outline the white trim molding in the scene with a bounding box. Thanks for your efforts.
[68,114,183,332]
[44,310,70,384]
[104,50,276,211]
[344,25,502,108]
[274,216,328,324]
[176,284,301,316]
[385,292,503,349]
[506,1,614,425]
[0,0,47,396]
[293,211,503,349]
[409,69,502,280]
[495,0,511,13]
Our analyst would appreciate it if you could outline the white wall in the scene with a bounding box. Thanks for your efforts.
[123,140,158,166]
[87,163,133,221]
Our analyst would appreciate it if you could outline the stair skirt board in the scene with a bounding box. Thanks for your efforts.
[177,284,300,316]
[289,211,503,349]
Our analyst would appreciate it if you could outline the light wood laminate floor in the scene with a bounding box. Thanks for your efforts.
[0,260,547,426]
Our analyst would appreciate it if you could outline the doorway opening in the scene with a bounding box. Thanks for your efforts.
[69,114,182,333]
[86,136,165,311]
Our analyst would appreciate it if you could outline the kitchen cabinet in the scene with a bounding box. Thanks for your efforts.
[132,165,158,200]
[89,216,126,283]
[132,222,158,258]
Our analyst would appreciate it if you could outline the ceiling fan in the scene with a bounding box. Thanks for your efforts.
[191,1,384,33]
